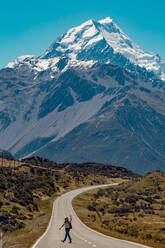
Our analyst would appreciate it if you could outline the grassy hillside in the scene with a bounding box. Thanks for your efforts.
[0,156,136,247]
[73,171,165,248]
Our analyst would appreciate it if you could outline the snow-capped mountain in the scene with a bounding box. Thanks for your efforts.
[7,17,165,80]
[1,17,165,174]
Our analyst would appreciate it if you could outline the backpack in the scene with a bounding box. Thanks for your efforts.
[69,222,72,229]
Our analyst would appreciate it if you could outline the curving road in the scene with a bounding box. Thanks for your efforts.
[32,184,152,248]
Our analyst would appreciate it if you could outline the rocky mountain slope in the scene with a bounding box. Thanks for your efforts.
[0,17,165,174]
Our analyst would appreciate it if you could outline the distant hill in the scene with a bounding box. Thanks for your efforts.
[0,149,14,160]
[22,156,139,179]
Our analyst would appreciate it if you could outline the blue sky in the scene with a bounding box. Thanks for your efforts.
[1,0,165,68]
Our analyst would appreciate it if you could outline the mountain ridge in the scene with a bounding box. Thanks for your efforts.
[7,17,165,81]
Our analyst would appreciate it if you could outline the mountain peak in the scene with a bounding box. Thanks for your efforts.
[6,17,165,81]
[98,17,113,24]
[41,17,165,80]
[1,18,165,174]
[79,19,95,27]
[81,17,114,27]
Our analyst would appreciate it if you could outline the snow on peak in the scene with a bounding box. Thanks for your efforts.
[6,55,35,68]
[63,17,165,80]
[6,54,61,73]
[98,17,113,24]
[42,16,134,59]
[5,17,165,81]
[79,19,94,28]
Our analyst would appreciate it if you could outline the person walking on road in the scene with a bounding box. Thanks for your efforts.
[59,216,72,243]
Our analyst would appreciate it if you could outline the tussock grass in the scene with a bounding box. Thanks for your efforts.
[73,172,165,248]
[1,157,125,247]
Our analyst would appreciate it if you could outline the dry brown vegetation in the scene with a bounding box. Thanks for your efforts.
[73,171,165,248]
[0,156,135,247]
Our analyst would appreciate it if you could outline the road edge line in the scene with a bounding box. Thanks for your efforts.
[31,196,59,248]
[71,184,151,248]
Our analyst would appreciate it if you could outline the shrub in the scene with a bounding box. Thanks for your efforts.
[88,205,96,211]
[127,225,139,237]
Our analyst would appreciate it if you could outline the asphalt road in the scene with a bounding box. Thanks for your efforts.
[32,184,152,248]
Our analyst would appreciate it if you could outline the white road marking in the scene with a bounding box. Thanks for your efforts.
[32,184,152,248]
